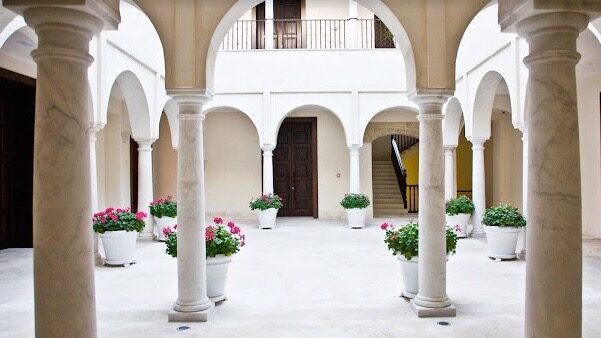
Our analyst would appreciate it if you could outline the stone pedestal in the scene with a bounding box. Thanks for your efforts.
[136,139,155,239]
[349,145,361,194]
[470,138,487,238]
[410,92,455,318]
[262,145,274,194]
[168,90,214,322]
[443,146,457,200]
[4,3,119,337]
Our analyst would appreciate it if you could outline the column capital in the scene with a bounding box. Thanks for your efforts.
[349,144,361,155]
[443,145,457,153]
[135,138,156,150]
[87,123,104,141]
[262,144,275,152]
[410,90,454,121]
[469,137,487,149]
[168,89,212,120]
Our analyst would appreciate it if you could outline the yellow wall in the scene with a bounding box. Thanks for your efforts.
[401,144,419,185]
[153,114,177,200]
[456,128,472,193]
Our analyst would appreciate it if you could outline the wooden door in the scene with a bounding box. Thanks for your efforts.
[273,118,316,217]
[274,0,302,49]
[0,69,35,249]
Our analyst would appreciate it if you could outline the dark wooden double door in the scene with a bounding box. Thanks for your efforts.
[256,0,303,49]
[273,118,316,217]
[0,69,35,249]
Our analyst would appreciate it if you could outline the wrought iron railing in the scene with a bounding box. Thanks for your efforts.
[407,185,419,214]
[220,18,396,51]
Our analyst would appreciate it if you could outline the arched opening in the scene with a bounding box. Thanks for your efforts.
[273,105,351,219]
[204,108,262,219]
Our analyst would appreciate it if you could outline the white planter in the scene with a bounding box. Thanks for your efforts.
[100,230,138,266]
[446,213,471,238]
[397,255,418,299]
[485,226,523,260]
[207,255,232,302]
[257,208,278,229]
[346,208,367,229]
[154,216,177,241]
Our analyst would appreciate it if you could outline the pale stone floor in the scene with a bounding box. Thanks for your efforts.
[2,217,601,338]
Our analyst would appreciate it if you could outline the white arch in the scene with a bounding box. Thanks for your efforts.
[203,105,262,148]
[468,70,515,140]
[360,105,420,142]
[107,71,152,140]
[206,0,417,93]
[443,97,465,147]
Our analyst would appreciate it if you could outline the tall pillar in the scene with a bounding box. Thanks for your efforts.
[470,138,487,238]
[167,90,214,322]
[443,146,457,200]
[136,139,155,239]
[347,0,358,49]
[410,92,455,317]
[4,2,119,337]
[262,145,274,194]
[511,11,590,338]
[89,125,104,265]
[518,126,528,260]
[265,0,274,49]
[349,145,361,193]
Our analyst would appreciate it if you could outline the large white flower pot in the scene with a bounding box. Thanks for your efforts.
[485,226,522,260]
[346,208,367,229]
[397,255,418,299]
[446,213,470,238]
[154,216,177,241]
[100,230,138,266]
[207,255,232,302]
[257,208,278,229]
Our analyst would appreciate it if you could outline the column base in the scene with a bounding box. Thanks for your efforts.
[410,301,456,318]
[469,231,486,238]
[138,232,155,240]
[168,303,214,322]
[518,249,526,260]
[94,253,104,266]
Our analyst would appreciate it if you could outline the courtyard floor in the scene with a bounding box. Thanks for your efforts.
[2,217,601,338]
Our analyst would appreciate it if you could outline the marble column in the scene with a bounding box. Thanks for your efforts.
[136,139,155,239]
[349,145,361,193]
[13,6,109,338]
[410,92,455,317]
[443,146,457,200]
[515,12,589,338]
[470,138,487,238]
[167,90,214,322]
[89,125,104,265]
[265,0,274,49]
[518,126,528,260]
[262,145,274,194]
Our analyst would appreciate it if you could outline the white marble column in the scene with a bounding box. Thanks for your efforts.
[265,0,274,49]
[411,92,455,317]
[443,146,457,200]
[262,145,274,194]
[7,4,117,337]
[347,0,358,49]
[518,126,528,260]
[167,90,214,322]
[349,145,361,193]
[513,12,590,338]
[470,138,487,238]
[136,139,155,239]
[89,125,104,265]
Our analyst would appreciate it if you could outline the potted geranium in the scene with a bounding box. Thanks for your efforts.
[92,207,146,266]
[482,204,526,260]
[149,196,177,241]
[445,195,475,238]
[249,193,283,229]
[164,217,245,302]
[340,193,370,228]
[382,222,457,298]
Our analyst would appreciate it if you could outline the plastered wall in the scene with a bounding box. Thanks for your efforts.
[153,114,177,200]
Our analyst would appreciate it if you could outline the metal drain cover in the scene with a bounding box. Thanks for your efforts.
[177,326,191,331]
[437,321,450,326]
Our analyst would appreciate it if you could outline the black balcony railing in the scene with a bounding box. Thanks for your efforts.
[220,18,397,51]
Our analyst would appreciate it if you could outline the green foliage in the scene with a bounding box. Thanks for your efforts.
[249,193,283,211]
[382,222,458,260]
[482,204,527,228]
[92,207,146,234]
[340,193,370,209]
[446,195,475,216]
[164,218,245,258]
[149,196,177,218]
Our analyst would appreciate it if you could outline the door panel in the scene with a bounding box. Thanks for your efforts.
[274,0,302,49]
[273,118,315,216]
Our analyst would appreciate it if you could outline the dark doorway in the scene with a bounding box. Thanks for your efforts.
[130,138,138,213]
[256,0,304,49]
[273,117,317,217]
[0,68,35,249]
[374,15,395,49]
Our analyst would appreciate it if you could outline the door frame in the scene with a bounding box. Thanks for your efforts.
[273,116,318,218]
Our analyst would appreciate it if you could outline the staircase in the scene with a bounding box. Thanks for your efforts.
[372,160,408,216]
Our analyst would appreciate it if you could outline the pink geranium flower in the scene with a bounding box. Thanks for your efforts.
[213,217,223,224]
[380,223,390,230]
[162,226,173,236]
[135,211,147,221]
[109,214,118,222]
[105,207,114,213]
